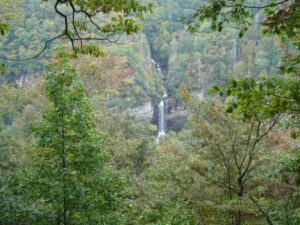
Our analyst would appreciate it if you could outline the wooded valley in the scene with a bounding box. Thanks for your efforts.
[0,0,299,224]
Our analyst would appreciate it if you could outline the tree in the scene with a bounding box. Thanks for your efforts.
[191,0,300,185]
[27,65,125,224]
[179,89,300,225]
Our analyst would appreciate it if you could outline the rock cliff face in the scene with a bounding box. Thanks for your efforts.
[126,102,153,120]
[166,109,188,132]
[151,97,186,133]
[125,90,188,133]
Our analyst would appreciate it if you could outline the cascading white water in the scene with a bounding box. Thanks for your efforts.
[151,58,167,142]
[232,39,238,63]
[157,100,166,138]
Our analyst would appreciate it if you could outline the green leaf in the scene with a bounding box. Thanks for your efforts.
[0,63,6,75]
[0,22,9,36]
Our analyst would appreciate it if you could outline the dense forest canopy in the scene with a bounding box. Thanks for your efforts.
[0,0,299,225]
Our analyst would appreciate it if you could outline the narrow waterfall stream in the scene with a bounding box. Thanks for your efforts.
[157,90,168,138]
[157,100,166,137]
[151,58,167,143]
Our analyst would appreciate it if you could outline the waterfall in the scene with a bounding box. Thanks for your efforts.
[232,39,238,63]
[16,74,35,88]
[254,13,260,28]
[157,100,166,138]
[156,95,167,144]
[151,58,167,142]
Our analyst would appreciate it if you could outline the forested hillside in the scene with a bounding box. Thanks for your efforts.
[0,0,299,224]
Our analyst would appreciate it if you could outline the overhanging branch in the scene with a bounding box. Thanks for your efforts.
[1,0,140,62]
[227,0,291,9]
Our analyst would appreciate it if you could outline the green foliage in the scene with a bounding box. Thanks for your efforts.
[0,0,153,79]
[1,1,300,224]
[124,131,200,225]
[263,1,300,40]
[222,77,300,120]
[71,33,163,109]
[187,0,299,38]
[143,0,284,112]
[0,62,5,75]
[183,93,300,224]
[0,22,9,36]
[75,44,105,57]
[41,0,153,54]
[0,134,27,223]
[194,1,299,190]
[26,66,126,224]
[0,0,61,79]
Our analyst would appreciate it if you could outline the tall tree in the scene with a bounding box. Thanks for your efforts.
[190,0,300,185]
[28,65,125,224]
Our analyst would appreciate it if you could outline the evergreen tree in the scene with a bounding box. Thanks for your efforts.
[29,65,125,224]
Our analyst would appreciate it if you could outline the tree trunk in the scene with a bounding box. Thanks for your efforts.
[235,177,244,225]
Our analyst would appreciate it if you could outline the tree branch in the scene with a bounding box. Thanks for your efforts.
[1,0,144,61]
[227,0,291,9]
[0,33,65,61]
[250,196,274,225]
